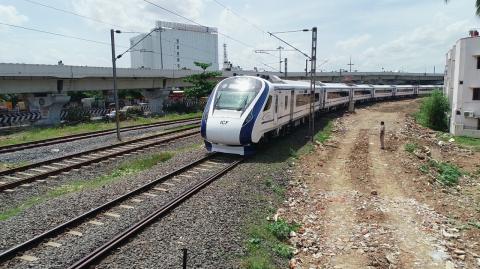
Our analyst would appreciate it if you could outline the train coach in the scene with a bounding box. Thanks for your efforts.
[201,75,438,155]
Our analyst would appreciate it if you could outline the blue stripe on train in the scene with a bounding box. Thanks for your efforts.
[239,82,270,145]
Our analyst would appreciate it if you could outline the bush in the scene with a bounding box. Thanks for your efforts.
[63,107,90,123]
[268,219,298,240]
[272,243,294,258]
[404,143,418,153]
[415,90,449,131]
[428,160,462,186]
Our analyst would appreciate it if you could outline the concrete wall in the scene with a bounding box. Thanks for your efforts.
[445,36,480,137]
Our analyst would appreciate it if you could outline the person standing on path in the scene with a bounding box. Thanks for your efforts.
[380,121,385,150]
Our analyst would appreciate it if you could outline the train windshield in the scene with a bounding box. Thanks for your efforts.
[213,77,263,111]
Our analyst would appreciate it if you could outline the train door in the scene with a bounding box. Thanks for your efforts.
[289,90,294,123]
[274,94,279,125]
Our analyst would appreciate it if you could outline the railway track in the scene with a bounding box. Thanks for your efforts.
[0,154,243,268]
[0,126,200,192]
[0,117,201,154]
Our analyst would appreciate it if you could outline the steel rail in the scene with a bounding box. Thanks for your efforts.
[0,118,201,154]
[0,127,200,191]
[68,156,243,269]
[0,154,220,263]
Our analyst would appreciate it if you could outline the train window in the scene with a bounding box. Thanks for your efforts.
[214,77,263,111]
[275,96,278,113]
[315,93,320,102]
[264,96,272,111]
[477,57,480,69]
[473,88,480,100]
[327,91,349,99]
[285,96,288,109]
[295,94,310,106]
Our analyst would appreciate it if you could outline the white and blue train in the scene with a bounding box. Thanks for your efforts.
[201,75,438,155]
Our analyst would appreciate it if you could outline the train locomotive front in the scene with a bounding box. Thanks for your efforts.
[201,76,270,155]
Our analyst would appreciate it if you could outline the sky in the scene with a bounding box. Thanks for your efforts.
[0,0,478,73]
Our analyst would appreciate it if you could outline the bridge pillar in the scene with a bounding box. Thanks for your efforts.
[141,89,170,115]
[26,94,71,125]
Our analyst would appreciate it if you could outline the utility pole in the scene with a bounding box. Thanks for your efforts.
[305,59,308,77]
[110,29,121,141]
[348,56,354,72]
[278,46,284,73]
[284,58,288,78]
[309,27,317,142]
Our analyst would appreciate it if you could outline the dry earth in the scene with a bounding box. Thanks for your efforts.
[281,99,480,269]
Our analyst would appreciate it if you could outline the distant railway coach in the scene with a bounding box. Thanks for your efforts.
[202,75,438,155]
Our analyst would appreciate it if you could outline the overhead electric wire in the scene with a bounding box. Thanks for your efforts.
[0,22,125,47]
[211,0,267,35]
[22,0,214,56]
[21,0,127,30]
[142,0,255,49]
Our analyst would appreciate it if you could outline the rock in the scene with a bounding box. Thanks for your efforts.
[51,148,60,153]
[449,138,455,142]
[453,249,465,255]
[457,255,465,261]
[442,229,459,239]
[290,231,297,238]
[289,258,297,269]
[438,141,445,146]
[371,190,378,196]
[445,260,454,269]
[386,253,397,264]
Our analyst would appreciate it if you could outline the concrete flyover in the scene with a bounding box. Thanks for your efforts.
[0,63,444,94]
[0,63,444,125]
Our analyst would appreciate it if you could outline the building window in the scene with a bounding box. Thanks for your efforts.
[176,39,179,43]
[473,88,480,100]
[176,52,179,56]
[177,64,180,68]
[477,57,480,69]
[177,58,180,62]
[177,45,179,50]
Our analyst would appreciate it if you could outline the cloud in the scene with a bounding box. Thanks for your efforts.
[336,34,371,50]
[71,0,206,31]
[0,5,28,26]
[357,13,473,71]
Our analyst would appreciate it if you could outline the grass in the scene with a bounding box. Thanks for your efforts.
[437,133,480,152]
[420,160,463,186]
[404,142,418,153]
[0,152,173,221]
[314,120,334,144]
[0,112,201,147]
[243,218,299,269]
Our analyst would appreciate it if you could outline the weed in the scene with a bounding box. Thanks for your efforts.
[272,243,294,258]
[404,143,418,153]
[289,148,298,159]
[314,120,334,144]
[419,164,430,174]
[468,222,480,229]
[427,160,463,186]
[268,219,299,240]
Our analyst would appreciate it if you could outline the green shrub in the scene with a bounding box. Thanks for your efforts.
[415,90,449,131]
[428,160,462,186]
[272,243,294,258]
[268,219,298,240]
[404,143,418,153]
[419,164,429,174]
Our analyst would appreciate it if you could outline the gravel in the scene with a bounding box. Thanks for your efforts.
[1,121,308,268]
[0,136,204,253]
[0,120,199,165]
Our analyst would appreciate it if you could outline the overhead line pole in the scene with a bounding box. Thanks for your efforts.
[110,29,121,141]
[309,27,317,142]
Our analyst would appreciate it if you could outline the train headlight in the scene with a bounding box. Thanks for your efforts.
[242,111,254,126]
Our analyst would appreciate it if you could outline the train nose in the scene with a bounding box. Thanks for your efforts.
[206,117,243,145]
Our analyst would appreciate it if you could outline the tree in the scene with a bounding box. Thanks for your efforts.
[444,0,480,16]
[183,62,222,98]
[417,90,450,132]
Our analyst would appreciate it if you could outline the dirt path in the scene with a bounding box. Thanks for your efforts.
[283,99,473,269]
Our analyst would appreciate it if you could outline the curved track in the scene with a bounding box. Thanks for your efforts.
[0,154,243,268]
[0,126,200,191]
[0,117,201,154]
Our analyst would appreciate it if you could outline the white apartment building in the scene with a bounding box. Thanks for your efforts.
[130,21,219,71]
[444,30,480,137]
